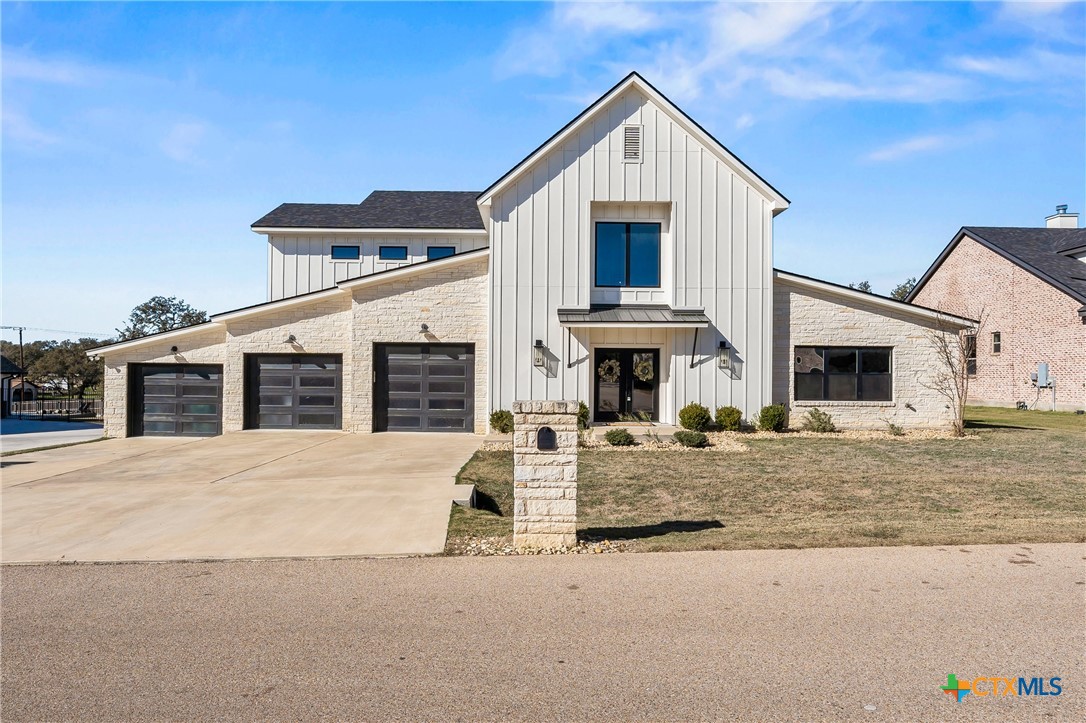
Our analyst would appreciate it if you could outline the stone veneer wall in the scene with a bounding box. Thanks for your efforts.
[512,400,578,549]
[772,280,961,429]
[911,236,1086,411]
[101,257,489,437]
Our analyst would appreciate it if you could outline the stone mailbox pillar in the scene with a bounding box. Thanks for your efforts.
[512,400,579,549]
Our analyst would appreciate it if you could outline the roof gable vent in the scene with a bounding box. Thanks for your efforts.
[622,124,643,163]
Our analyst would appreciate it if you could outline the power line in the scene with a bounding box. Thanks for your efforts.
[1,326,111,337]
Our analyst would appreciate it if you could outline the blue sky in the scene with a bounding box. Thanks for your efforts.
[3,1,1084,343]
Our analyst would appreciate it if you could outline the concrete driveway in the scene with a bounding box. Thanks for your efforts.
[1,431,480,562]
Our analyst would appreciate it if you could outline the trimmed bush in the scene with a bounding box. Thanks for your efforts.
[884,419,905,437]
[678,402,712,432]
[715,405,742,432]
[577,401,591,431]
[604,428,636,446]
[757,404,788,432]
[673,430,709,448]
[801,407,836,433]
[489,409,514,434]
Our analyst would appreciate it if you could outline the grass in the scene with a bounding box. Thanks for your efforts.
[447,406,1086,553]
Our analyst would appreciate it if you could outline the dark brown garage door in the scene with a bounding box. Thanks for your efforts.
[246,355,342,430]
[375,344,474,432]
[132,364,223,437]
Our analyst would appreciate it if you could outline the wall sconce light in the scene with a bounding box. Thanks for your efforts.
[718,340,731,370]
[170,346,179,353]
[533,339,546,367]
[420,323,430,334]
[283,334,297,344]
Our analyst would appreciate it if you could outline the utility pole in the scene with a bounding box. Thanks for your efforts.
[1,325,27,369]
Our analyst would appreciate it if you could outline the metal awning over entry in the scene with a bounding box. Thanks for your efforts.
[557,305,710,328]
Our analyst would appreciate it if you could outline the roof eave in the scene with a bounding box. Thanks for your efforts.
[251,226,487,235]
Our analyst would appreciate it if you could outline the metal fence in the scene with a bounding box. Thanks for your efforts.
[11,399,103,420]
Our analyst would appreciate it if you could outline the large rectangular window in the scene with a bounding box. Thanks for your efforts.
[426,246,455,260]
[379,246,408,261]
[794,347,893,401]
[594,222,660,288]
[330,245,360,260]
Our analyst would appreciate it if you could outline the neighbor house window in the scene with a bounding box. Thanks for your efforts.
[991,331,1001,354]
[794,347,893,401]
[594,222,660,288]
[427,246,455,260]
[379,246,408,261]
[964,334,977,376]
[330,245,360,260]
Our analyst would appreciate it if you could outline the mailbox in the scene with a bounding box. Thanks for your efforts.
[536,426,557,451]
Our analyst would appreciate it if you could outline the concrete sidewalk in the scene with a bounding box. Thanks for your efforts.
[0,418,105,453]
[2,431,480,562]
[2,544,1081,721]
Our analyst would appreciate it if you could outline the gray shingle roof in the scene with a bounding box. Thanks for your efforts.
[557,305,710,326]
[252,191,484,230]
[1,355,25,376]
[963,227,1086,304]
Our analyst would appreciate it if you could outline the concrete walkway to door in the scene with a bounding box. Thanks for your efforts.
[1,431,480,563]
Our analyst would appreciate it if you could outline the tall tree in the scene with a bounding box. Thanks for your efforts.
[849,280,873,293]
[117,296,209,340]
[890,277,918,301]
[27,339,104,400]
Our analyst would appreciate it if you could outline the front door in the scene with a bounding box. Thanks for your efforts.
[593,348,659,422]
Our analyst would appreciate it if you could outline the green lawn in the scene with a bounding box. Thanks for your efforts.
[447,407,1086,553]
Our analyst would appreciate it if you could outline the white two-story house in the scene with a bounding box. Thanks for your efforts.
[92,73,971,437]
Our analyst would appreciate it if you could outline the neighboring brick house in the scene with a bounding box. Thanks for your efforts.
[89,72,973,437]
[909,208,1086,411]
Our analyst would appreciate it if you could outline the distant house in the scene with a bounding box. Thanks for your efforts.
[10,379,39,403]
[89,72,973,438]
[909,207,1086,411]
[1,355,26,418]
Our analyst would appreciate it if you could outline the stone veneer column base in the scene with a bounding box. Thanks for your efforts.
[512,400,579,550]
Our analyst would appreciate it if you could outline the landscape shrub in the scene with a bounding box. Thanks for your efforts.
[757,404,788,432]
[604,428,636,446]
[801,407,836,433]
[884,419,905,436]
[673,430,709,448]
[678,402,712,432]
[715,405,743,431]
[489,409,514,434]
[577,401,591,431]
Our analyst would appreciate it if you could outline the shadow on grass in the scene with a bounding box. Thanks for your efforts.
[472,490,504,516]
[581,519,724,541]
[965,421,1038,431]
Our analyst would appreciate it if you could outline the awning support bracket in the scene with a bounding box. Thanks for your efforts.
[567,327,574,368]
[689,327,699,369]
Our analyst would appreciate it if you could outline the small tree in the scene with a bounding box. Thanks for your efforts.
[890,277,917,301]
[117,296,209,340]
[922,313,984,437]
[849,280,873,293]
[28,338,104,400]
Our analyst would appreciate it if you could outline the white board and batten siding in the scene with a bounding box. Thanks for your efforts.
[487,86,777,423]
[266,234,488,301]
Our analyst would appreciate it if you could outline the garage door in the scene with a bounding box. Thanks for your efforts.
[133,364,223,437]
[375,344,474,432]
[247,355,342,430]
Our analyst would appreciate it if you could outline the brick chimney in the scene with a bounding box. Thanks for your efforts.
[1046,204,1079,228]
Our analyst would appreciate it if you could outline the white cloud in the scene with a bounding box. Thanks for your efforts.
[864,134,951,162]
[160,122,208,162]
[999,1,1074,19]
[1,109,60,146]
[557,2,659,33]
[735,112,755,130]
[950,48,1083,82]
[763,67,967,103]
[2,46,102,85]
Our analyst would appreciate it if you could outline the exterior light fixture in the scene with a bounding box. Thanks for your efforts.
[718,340,731,370]
[420,323,430,334]
[533,339,546,367]
[283,334,297,344]
[170,346,179,353]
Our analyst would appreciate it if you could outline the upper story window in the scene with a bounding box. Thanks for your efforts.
[427,246,456,261]
[595,222,660,288]
[964,334,977,376]
[794,347,893,402]
[379,246,408,261]
[991,331,1002,354]
[330,245,360,260]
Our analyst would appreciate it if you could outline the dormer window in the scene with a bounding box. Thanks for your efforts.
[427,246,455,260]
[379,246,408,261]
[330,245,360,260]
[595,222,660,288]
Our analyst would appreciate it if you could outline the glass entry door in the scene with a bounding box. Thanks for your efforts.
[593,348,659,422]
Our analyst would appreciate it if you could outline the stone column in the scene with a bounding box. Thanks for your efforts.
[512,400,579,549]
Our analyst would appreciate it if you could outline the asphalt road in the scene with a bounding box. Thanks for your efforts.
[3,544,1083,721]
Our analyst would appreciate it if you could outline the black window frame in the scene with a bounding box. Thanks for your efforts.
[379,246,408,261]
[593,221,662,289]
[330,245,361,260]
[793,346,893,402]
[964,334,977,376]
[991,331,1001,355]
[426,246,456,261]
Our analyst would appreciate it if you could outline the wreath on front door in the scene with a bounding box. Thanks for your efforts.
[633,358,654,383]
[597,358,621,384]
